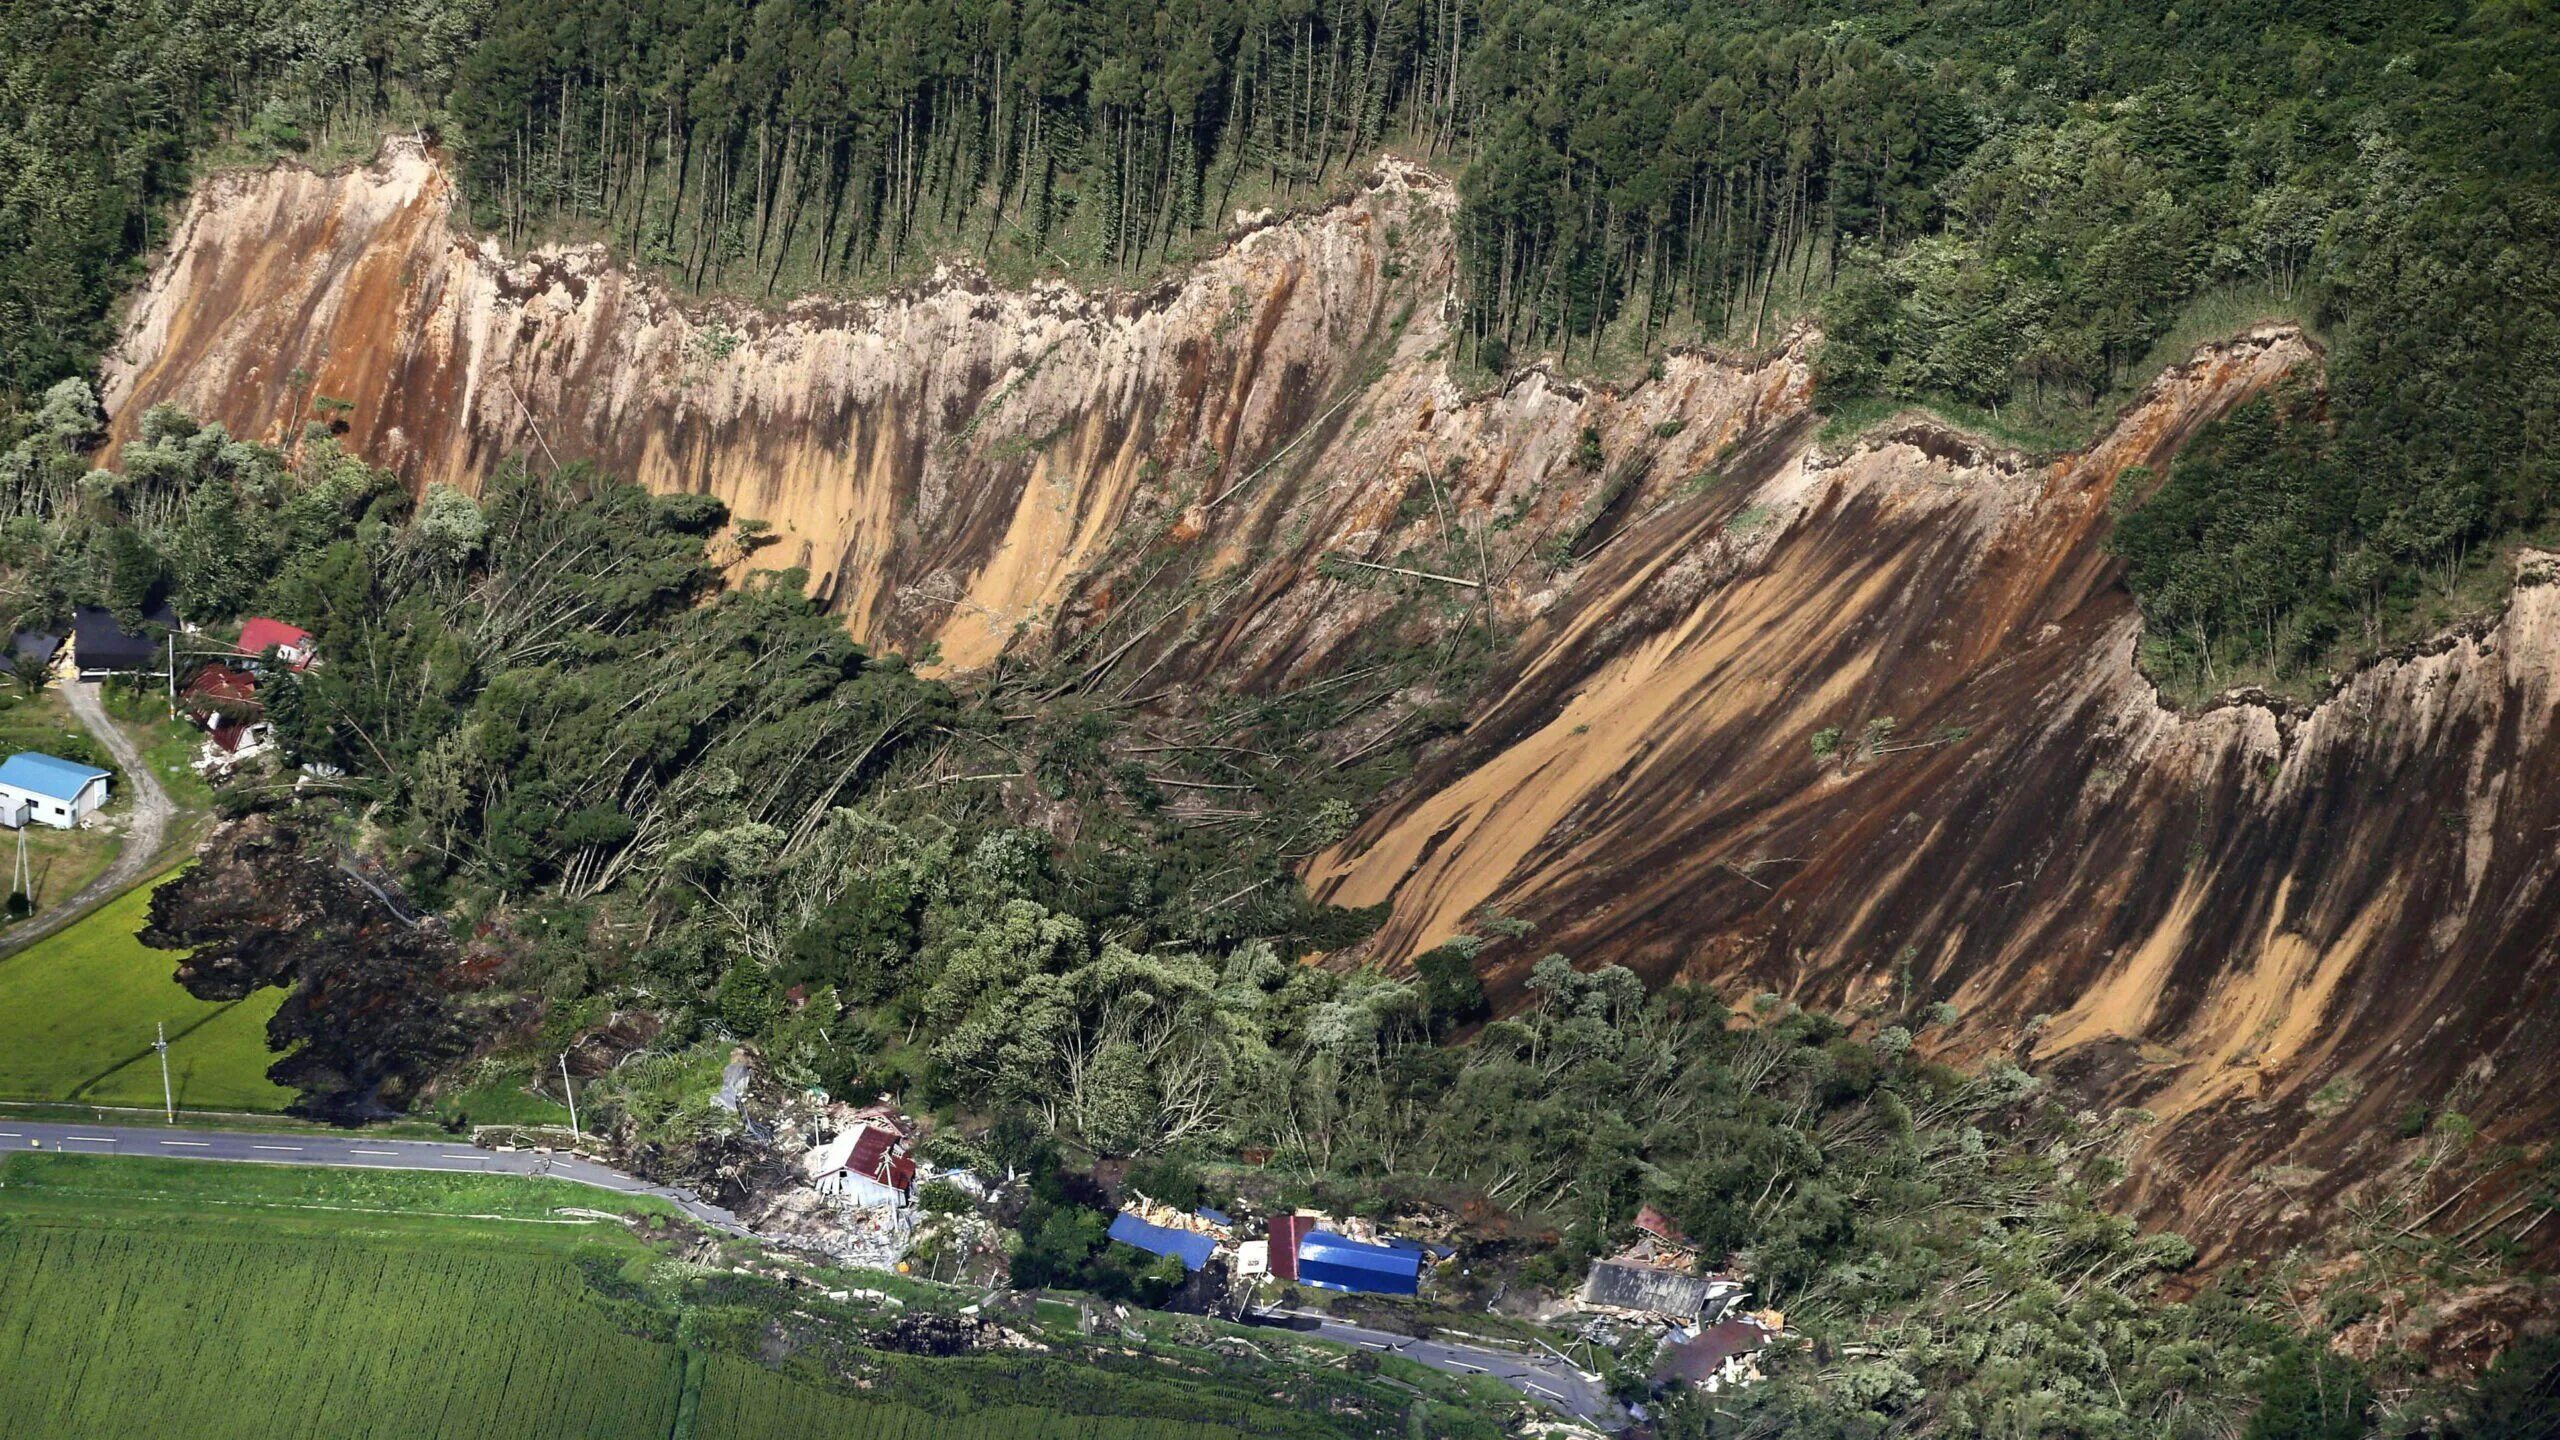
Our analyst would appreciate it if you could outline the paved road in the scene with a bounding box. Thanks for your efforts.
[0,681,179,960]
[0,1120,1614,1426]
[0,1120,749,1234]
[1276,1310,1620,1425]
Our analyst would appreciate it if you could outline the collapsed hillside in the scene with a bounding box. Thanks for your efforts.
[104,141,2559,1268]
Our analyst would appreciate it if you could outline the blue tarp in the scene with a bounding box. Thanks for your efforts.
[1194,1206,1233,1227]
[1108,1212,1217,1272]
[1294,1230,1423,1296]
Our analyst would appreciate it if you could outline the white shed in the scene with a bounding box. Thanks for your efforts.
[0,753,110,830]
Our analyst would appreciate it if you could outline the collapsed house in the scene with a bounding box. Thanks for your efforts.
[1577,1260,1748,1327]
[183,664,274,768]
[1651,1316,1776,1394]
[1577,1205,1747,1326]
[1106,1212,1219,1272]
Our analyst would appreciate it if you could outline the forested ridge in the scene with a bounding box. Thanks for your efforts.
[5,1,2557,687]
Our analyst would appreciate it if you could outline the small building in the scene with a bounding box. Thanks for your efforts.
[1290,1230,1424,1297]
[0,752,111,829]
[1578,1259,1747,1326]
[0,631,64,683]
[1107,1212,1219,1272]
[236,617,316,670]
[802,1120,916,1210]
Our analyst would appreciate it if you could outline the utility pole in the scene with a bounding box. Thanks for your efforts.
[560,1052,579,1136]
[154,1022,173,1123]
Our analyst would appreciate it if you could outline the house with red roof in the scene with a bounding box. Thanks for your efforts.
[801,1119,917,1210]
[182,665,270,757]
[236,617,316,670]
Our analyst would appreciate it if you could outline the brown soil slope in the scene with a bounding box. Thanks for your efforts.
[103,142,2560,1259]
[1312,327,2560,1260]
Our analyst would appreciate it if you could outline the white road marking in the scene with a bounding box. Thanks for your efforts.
[351,1149,401,1156]
[0,1131,19,1138]
[252,1144,301,1151]
[157,1140,210,1148]
[67,1135,117,1143]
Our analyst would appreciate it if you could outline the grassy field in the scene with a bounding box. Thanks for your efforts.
[0,1155,1406,1440]
[0,875,291,1111]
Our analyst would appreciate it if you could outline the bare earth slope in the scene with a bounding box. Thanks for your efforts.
[103,141,2560,1262]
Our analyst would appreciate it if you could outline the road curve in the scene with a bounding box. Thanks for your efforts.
[0,681,180,961]
[0,1119,1619,1426]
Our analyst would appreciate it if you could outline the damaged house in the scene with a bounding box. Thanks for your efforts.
[1578,1260,1747,1326]
[802,1119,916,1210]
[1652,1317,1775,1395]
[183,665,272,764]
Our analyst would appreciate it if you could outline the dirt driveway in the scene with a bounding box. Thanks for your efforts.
[0,681,181,959]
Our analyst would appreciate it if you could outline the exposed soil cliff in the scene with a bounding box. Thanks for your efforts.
[105,141,2558,1263]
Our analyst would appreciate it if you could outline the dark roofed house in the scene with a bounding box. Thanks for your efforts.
[0,631,62,681]
[72,604,176,679]
[1578,1260,1747,1325]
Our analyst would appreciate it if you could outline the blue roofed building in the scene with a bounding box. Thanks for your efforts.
[0,752,111,830]
[1292,1230,1424,1296]
[1107,1211,1218,1272]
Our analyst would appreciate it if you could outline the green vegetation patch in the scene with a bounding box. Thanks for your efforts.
[0,876,289,1111]
[0,1212,689,1437]
[0,1152,677,1227]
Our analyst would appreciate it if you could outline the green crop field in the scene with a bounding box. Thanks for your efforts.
[0,1157,1408,1440]
[689,1357,1256,1440]
[0,875,290,1111]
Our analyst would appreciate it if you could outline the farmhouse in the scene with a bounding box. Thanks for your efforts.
[801,1119,916,1210]
[235,617,316,670]
[0,752,111,829]
[71,603,176,679]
